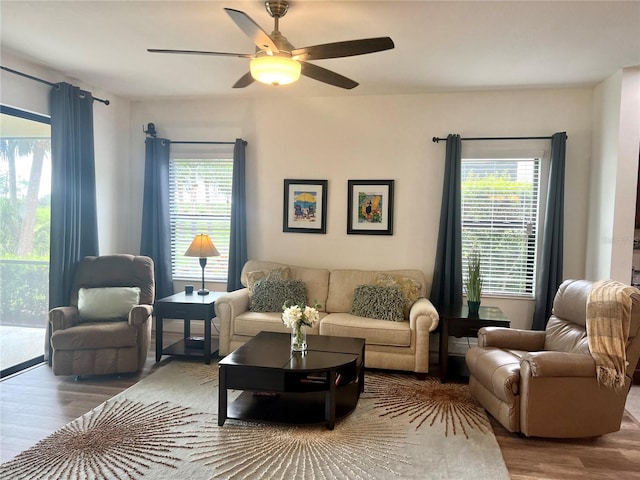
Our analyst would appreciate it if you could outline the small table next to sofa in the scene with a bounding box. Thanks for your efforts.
[154,291,225,365]
[438,304,510,382]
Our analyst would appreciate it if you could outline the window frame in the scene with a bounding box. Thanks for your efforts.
[460,146,549,299]
[168,148,234,283]
[0,104,51,377]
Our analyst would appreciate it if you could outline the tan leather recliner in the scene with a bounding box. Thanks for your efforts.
[465,279,640,438]
[49,255,155,376]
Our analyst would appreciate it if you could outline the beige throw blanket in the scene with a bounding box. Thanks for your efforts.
[586,279,637,390]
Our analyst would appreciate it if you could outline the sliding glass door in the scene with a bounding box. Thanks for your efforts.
[0,105,51,377]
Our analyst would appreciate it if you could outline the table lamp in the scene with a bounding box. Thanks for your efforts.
[184,234,220,295]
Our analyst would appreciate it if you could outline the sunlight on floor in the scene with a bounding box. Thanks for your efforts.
[0,325,46,371]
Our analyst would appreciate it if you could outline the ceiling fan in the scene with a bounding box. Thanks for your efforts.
[148,0,394,89]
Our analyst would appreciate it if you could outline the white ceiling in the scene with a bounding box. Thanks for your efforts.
[1,1,639,100]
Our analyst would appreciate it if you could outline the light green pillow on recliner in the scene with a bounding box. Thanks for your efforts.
[78,286,141,321]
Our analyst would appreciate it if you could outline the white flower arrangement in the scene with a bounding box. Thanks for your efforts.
[282,302,321,329]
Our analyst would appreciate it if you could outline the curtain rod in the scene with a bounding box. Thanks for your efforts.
[1,65,110,105]
[432,135,564,143]
[170,141,238,145]
[143,124,247,145]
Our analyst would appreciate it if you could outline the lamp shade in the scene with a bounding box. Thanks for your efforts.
[250,54,301,86]
[184,234,220,258]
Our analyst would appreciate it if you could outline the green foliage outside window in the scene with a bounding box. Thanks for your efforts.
[461,162,539,296]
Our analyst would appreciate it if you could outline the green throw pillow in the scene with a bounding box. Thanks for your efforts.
[77,286,141,322]
[376,273,423,319]
[250,279,307,313]
[351,285,405,322]
[246,267,291,299]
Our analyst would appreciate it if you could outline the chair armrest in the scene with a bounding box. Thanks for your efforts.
[409,298,439,332]
[477,327,545,351]
[49,306,79,332]
[129,304,153,326]
[215,288,251,355]
[521,351,596,378]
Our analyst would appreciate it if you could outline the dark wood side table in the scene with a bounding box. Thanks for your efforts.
[154,291,224,365]
[438,304,510,382]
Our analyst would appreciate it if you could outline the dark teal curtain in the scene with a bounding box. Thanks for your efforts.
[48,82,99,362]
[227,139,248,291]
[532,132,567,330]
[140,137,174,299]
[430,134,463,309]
[48,82,99,308]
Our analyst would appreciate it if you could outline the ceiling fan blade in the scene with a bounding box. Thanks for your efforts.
[147,49,253,58]
[233,72,255,89]
[300,62,358,90]
[292,37,394,61]
[224,8,279,53]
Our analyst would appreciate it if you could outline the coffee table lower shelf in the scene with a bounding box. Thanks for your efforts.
[226,382,360,426]
[161,338,219,359]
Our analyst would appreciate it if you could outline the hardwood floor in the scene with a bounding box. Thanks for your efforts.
[2,341,640,479]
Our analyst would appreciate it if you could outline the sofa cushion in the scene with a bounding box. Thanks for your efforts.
[543,316,590,354]
[234,311,323,337]
[351,285,404,321]
[250,279,307,312]
[320,313,411,347]
[77,287,140,322]
[466,346,523,403]
[241,260,330,311]
[326,269,426,313]
[51,321,138,350]
[376,273,423,319]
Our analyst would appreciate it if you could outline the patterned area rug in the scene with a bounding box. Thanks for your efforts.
[1,360,509,480]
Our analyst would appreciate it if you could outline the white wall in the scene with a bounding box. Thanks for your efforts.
[1,52,600,330]
[587,67,640,282]
[130,87,593,329]
[0,50,130,255]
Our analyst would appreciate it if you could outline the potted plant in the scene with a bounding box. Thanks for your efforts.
[465,249,483,315]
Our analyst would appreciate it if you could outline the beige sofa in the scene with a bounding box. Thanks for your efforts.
[214,260,440,373]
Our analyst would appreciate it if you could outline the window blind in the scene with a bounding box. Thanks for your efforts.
[169,158,233,281]
[461,158,540,296]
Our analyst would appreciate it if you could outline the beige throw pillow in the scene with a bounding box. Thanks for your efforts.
[246,267,291,298]
[376,273,422,319]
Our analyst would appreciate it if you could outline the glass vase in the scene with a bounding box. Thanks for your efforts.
[291,324,307,352]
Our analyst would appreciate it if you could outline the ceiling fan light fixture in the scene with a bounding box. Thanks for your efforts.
[250,54,301,86]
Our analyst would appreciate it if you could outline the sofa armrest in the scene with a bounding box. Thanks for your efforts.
[49,306,79,332]
[129,304,153,326]
[477,327,545,351]
[521,351,596,378]
[215,288,251,355]
[409,298,439,332]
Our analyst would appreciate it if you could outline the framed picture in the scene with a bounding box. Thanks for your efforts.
[347,180,394,235]
[283,179,328,234]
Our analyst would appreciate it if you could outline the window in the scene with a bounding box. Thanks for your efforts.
[461,157,540,297]
[0,105,51,376]
[169,155,233,281]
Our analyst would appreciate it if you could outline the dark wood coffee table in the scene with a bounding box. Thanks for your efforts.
[218,331,365,430]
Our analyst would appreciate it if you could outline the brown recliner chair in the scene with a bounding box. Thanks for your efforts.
[49,255,155,376]
[465,279,640,438]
